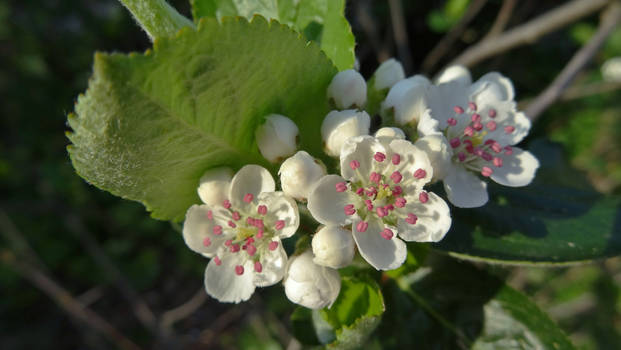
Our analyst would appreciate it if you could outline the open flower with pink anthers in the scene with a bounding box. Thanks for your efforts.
[307,135,451,271]
[417,66,540,208]
[182,165,299,303]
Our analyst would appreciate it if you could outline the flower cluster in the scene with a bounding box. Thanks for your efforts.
[181,59,538,310]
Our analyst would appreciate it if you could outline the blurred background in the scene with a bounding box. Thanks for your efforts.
[0,0,620,348]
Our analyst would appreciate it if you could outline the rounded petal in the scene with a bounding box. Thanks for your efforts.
[327,69,367,109]
[256,114,299,163]
[434,65,472,85]
[279,151,326,200]
[353,219,407,271]
[374,58,405,90]
[374,127,406,143]
[307,175,353,226]
[490,147,539,187]
[229,165,275,207]
[284,251,341,309]
[340,136,386,181]
[426,81,470,129]
[253,242,287,287]
[258,191,299,239]
[381,75,431,125]
[312,226,355,269]
[444,166,489,208]
[474,72,514,101]
[416,109,441,137]
[398,192,451,242]
[321,110,371,157]
[388,138,433,186]
[205,254,255,303]
[197,167,233,206]
[182,204,229,257]
[414,134,452,181]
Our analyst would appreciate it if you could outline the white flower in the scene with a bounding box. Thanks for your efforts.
[418,66,539,208]
[321,109,371,157]
[381,75,431,126]
[311,226,355,269]
[279,151,326,200]
[327,69,367,109]
[373,58,405,90]
[256,114,299,163]
[434,65,472,85]
[602,57,621,82]
[284,250,341,309]
[197,167,233,206]
[182,165,299,303]
[307,136,451,271]
[374,127,406,142]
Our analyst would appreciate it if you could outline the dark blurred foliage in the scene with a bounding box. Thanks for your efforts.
[0,0,620,349]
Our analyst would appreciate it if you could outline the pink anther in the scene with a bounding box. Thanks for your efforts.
[203,237,211,247]
[213,225,223,235]
[419,191,429,203]
[493,157,503,167]
[268,241,279,251]
[344,204,356,216]
[392,153,401,165]
[222,200,231,209]
[447,118,457,126]
[504,125,515,134]
[390,171,403,184]
[414,168,427,179]
[335,182,347,192]
[350,160,360,170]
[235,265,244,275]
[381,228,394,240]
[257,205,267,215]
[356,221,369,233]
[488,109,497,118]
[394,197,406,208]
[374,152,386,162]
[405,213,418,225]
[450,137,461,148]
[486,121,497,131]
[254,261,263,273]
[481,166,493,177]
[453,106,464,114]
[214,256,222,266]
[275,220,285,230]
[468,102,478,111]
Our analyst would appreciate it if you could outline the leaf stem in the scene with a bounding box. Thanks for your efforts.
[396,277,473,348]
[118,0,195,41]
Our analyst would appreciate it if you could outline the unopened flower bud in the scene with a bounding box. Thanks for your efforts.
[197,167,233,206]
[434,65,472,85]
[373,58,405,90]
[279,151,326,200]
[321,110,370,157]
[374,127,406,142]
[602,57,621,82]
[327,69,367,109]
[284,250,341,309]
[256,114,299,163]
[312,226,355,269]
[381,75,430,126]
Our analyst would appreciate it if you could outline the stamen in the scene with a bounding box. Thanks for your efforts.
[392,153,401,165]
[275,220,285,230]
[392,186,402,196]
[235,265,244,275]
[491,141,502,153]
[369,172,381,184]
[230,244,240,253]
[350,160,360,170]
[344,204,356,215]
[225,239,232,247]
[504,125,515,134]
[365,199,373,210]
[464,126,474,137]
[232,211,241,221]
[405,213,418,225]
[447,118,457,126]
[228,220,236,228]
[256,228,264,239]
[246,237,255,244]
[207,210,213,220]
[380,228,393,240]
[257,205,267,215]
[384,204,394,211]
[473,122,483,131]
[450,137,461,148]
[246,217,255,226]
[222,200,231,209]
[486,121,497,131]
[366,186,377,197]
[335,182,347,192]
[453,106,464,114]
[376,207,388,218]
[471,113,481,123]
[374,152,386,162]
[356,188,364,196]
[390,171,402,183]
[493,157,503,167]
[246,244,257,256]
[213,225,223,235]
[203,237,211,247]
[482,152,493,161]
[394,197,406,208]
[268,241,279,250]
[488,109,497,118]
[356,221,368,232]
[214,256,222,266]
[254,261,263,272]
[458,152,466,162]
[481,166,493,177]
[468,102,477,111]
[413,168,427,179]
[419,191,429,203]
[504,146,513,155]
[254,219,264,229]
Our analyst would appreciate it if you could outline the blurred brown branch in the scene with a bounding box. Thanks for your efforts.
[388,0,413,73]
[482,0,518,40]
[451,0,609,67]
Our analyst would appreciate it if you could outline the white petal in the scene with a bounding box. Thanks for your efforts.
[327,69,367,109]
[321,110,371,157]
[279,151,326,200]
[229,165,275,207]
[312,226,355,269]
[490,147,539,187]
[381,75,431,126]
[434,65,472,85]
[197,167,233,206]
[256,114,299,163]
[398,192,451,242]
[353,219,407,271]
[374,58,406,90]
[374,127,406,144]
[258,191,299,239]
[475,72,515,101]
[204,254,255,303]
[414,134,452,181]
[307,175,353,226]
[426,81,470,129]
[444,165,489,208]
[340,136,386,181]
[182,205,229,257]
[388,138,433,185]
[416,109,441,137]
[284,251,341,309]
[253,242,287,287]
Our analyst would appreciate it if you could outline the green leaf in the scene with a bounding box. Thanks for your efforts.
[118,0,195,40]
[191,0,355,70]
[433,139,621,265]
[390,258,575,349]
[318,275,384,349]
[67,16,337,221]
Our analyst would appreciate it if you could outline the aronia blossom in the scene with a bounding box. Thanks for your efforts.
[418,66,540,208]
[307,135,451,270]
[183,165,299,303]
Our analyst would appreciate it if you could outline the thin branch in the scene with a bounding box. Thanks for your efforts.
[526,2,621,121]
[561,81,621,100]
[388,0,413,73]
[1,250,142,350]
[482,0,518,40]
[451,0,609,67]
[64,214,160,336]
[355,0,391,63]
[422,0,489,74]
[0,209,48,269]
[159,287,207,334]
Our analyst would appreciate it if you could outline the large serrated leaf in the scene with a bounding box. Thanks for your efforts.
[191,0,355,70]
[388,258,575,349]
[67,16,336,221]
[432,139,621,265]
